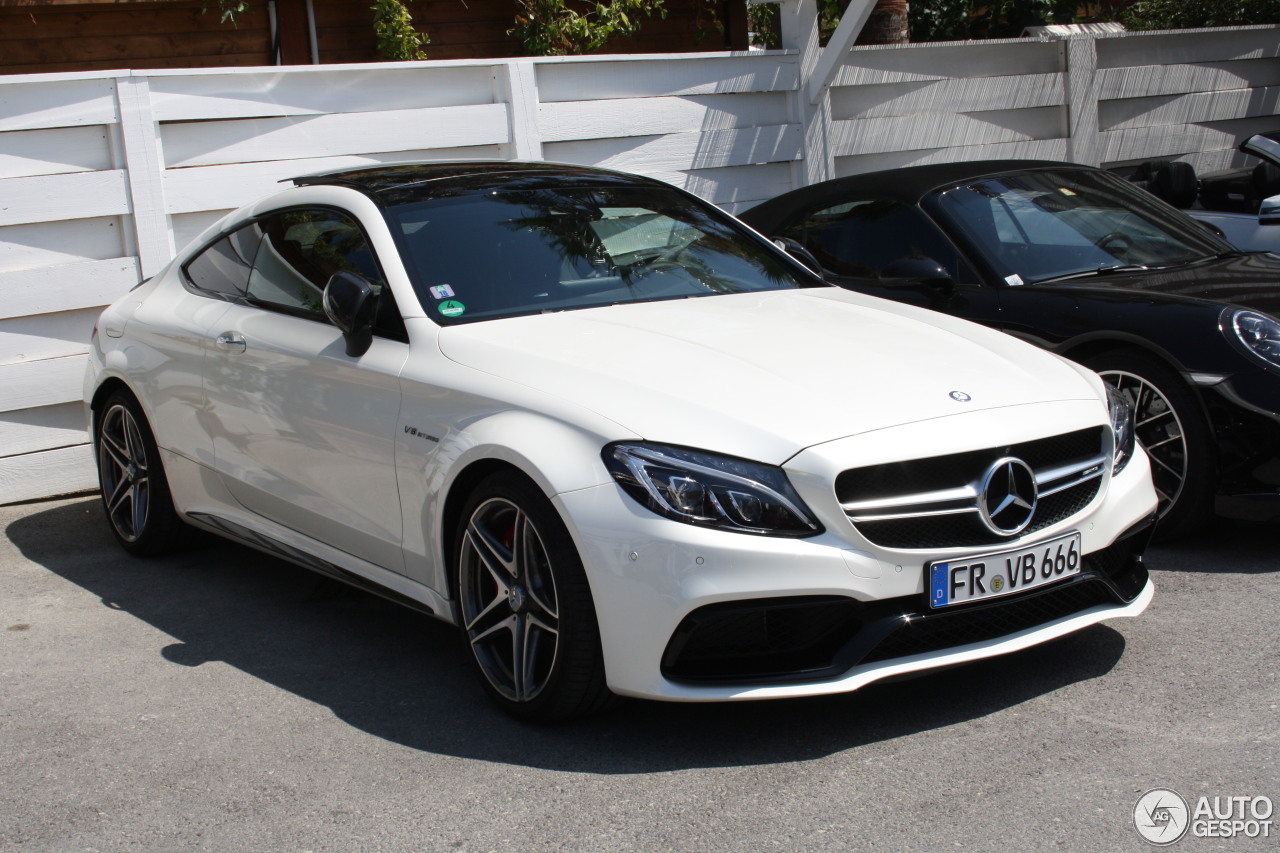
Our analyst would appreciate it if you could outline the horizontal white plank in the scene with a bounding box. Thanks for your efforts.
[1095,26,1280,69]
[1098,59,1280,101]
[536,55,800,102]
[0,443,96,505]
[0,258,139,320]
[544,124,802,174]
[658,161,796,209]
[0,401,89,456]
[162,145,506,215]
[149,66,499,122]
[0,217,127,273]
[1100,85,1280,132]
[0,77,119,133]
[828,107,1066,159]
[539,92,791,143]
[834,138,1072,177]
[1100,116,1280,163]
[831,73,1065,121]
[0,354,87,413]
[831,41,1062,87]
[0,171,130,227]
[0,309,98,366]
[0,125,113,180]
[161,103,511,168]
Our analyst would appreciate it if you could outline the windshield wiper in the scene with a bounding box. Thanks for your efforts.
[1033,264,1150,284]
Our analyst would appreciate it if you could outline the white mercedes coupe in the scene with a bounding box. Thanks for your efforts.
[86,162,1158,721]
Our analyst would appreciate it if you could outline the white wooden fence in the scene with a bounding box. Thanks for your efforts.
[1,9,1277,504]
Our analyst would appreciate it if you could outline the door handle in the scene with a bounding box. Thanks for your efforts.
[215,332,247,353]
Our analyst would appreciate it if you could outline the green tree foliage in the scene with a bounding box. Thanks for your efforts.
[371,0,430,60]
[510,0,668,55]
[1119,0,1279,29]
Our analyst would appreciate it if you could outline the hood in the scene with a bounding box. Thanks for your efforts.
[437,288,1101,464]
[1046,252,1280,316]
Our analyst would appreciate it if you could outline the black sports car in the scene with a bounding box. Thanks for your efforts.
[740,160,1280,534]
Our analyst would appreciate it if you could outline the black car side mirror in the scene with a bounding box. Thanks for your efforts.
[882,257,955,290]
[771,236,824,276]
[1260,194,1280,226]
[324,271,379,357]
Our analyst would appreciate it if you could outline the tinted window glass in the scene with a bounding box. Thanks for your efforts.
[183,223,263,298]
[780,198,979,284]
[386,185,821,324]
[932,168,1232,283]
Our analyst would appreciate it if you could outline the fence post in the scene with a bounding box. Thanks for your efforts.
[780,0,833,187]
[500,61,544,162]
[1063,36,1101,166]
[114,75,174,277]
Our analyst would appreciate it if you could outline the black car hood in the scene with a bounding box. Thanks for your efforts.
[1041,252,1280,316]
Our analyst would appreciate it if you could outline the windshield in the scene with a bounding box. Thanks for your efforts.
[387,184,820,323]
[930,168,1231,284]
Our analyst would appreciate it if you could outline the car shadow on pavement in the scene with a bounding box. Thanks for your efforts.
[9,497,1135,774]
[1147,515,1278,574]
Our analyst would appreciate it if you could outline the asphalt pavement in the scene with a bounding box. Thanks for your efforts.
[2,495,1276,852]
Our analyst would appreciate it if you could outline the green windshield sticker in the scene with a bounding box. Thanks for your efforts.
[439,300,466,318]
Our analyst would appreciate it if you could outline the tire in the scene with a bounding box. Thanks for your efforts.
[1083,350,1215,538]
[95,390,187,556]
[453,472,612,722]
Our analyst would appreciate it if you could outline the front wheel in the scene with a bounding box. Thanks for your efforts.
[1083,350,1215,538]
[453,472,612,721]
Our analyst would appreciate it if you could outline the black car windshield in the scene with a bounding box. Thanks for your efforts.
[930,168,1231,285]
[386,184,820,324]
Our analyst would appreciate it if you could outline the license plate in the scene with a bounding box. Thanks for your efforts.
[928,531,1082,609]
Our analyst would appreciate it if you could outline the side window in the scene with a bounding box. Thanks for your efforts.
[183,222,263,299]
[248,209,407,340]
[781,197,979,284]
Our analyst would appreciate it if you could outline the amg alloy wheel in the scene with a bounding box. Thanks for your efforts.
[455,473,611,721]
[95,391,185,555]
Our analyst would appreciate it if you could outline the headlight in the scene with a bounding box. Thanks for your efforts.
[1227,308,1280,371]
[1106,384,1136,474]
[603,442,822,537]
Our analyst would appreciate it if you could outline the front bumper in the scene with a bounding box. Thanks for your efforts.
[556,445,1156,702]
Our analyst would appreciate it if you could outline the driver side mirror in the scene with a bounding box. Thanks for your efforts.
[324,271,380,357]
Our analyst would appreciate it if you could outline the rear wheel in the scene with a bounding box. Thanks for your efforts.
[95,391,186,555]
[453,472,612,721]
[1083,350,1215,538]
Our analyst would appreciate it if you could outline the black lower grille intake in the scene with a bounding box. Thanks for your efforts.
[661,525,1150,686]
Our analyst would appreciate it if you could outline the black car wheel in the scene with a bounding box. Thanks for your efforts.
[95,391,186,555]
[1084,351,1215,536]
[454,472,611,721]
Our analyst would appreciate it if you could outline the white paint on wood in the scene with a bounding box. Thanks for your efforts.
[0,402,89,456]
[0,260,138,321]
[0,78,119,133]
[1094,26,1280,69]
[0,125,113,179]
[831,73,1065,121]
[830,41,1061,87]
[0,309,97,367]
[1100,85,1280,132]
[162,103,511,168]
[149,66,498,122]
[0,444,95,505]
[0,353,87,413]
[539,93,791,142]
[828,107,1067,158]
[1100,116,1280,163]
[0,218,126,272]
[1098,59,1280,100]
[115,76,174,278]
[1064,37,1101,166]
[536,55,801,102]
[834,139,1072,177]
[500,62,543,161]
[544,124,803,174]
[0,171,130,227]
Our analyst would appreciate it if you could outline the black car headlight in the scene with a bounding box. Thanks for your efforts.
[1226,308,1280,372]
[603,442,823,537]
[1107,384,1136,475]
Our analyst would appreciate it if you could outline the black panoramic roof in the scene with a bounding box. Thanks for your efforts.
[289,161,670,204]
